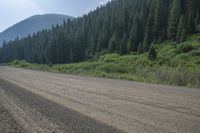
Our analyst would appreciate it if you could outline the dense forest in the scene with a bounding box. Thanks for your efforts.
[0,0,200,64]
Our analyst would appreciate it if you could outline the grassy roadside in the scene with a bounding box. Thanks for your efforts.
[9,34,200,88]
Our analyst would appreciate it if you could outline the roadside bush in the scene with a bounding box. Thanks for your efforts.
[11,60,20,65]
[48,62,53,67]
[100,54,120,63]
[155,66,200,88]
[148,46,157,60]
[177,43,195,53]
[20,63,28,68]
[157,56,171,65]
[96,63,127,74]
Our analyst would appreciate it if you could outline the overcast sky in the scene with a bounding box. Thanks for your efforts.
[0,0,110,32]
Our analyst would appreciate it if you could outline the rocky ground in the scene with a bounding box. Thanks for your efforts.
[0,101,25,133]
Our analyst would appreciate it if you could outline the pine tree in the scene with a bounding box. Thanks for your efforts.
[69,47,74,63]
[127,13,139,52]
[187,0,196,34]
[176,15,185,42]
[195,13,200,32]
[137,42,143,54]
[119,33,127,55]
[108,33,118,53]
[167,0,181,41]
[180,29,186,42]
[153,0,161,40]
[142,15,152,51]
[97,36,102,52]
[138,10,145,42]
[195,13,199,26]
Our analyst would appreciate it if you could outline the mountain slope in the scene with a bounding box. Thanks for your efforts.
[0,14,74,46]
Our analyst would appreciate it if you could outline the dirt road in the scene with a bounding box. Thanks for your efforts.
[0,66,200,133]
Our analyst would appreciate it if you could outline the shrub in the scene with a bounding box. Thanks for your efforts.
[48,62,53,67]
[11,60,20,65]
[148,46,157,60]
[177,43,195,53]
[155,66,200,87]
[157,56,171,65]
[20,63,28,68]
[100,54,120,63]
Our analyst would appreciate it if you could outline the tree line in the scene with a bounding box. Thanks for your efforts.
[0,0,200,64]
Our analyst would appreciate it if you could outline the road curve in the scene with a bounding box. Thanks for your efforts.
[0,66,200,133]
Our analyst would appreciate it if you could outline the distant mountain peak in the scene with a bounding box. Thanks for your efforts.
[0,14,74,46]
[26,14,73,20]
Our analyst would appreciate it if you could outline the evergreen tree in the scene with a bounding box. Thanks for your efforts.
[142,15,152,51]
[176,15,185,42]
[167,0,181,41]
[127,13,139,52]
[180,29,186,42]
[137,42,143,54]
[69,47,74,63]
[195,13,199,26]
[153,0,161,41]
[119,33,127,55]
[195,13,200,32]
[187,0,196,34]
[108,33,118,53]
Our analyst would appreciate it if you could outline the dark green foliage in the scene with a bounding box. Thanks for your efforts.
[148,44,157,60]
[153,0,161,41]
[0,0,199,64]
[186,0,196,34]
[137,43,143,54]
[180,29,186,42]
[48,62,53,67]
[195,13,199,26]
[142,15,153,51]
[127,13,140,52]
[176,15,186,42]
[197,25,200,33]
[69,47,74,63]
[108,32,119,53]
[195,13,200,32]
[167,0,182,41]
[177,43,195,53]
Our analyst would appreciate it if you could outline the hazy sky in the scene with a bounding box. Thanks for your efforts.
[0,0,110,32]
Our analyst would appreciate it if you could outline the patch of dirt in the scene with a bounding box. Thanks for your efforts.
[0,103,25,133]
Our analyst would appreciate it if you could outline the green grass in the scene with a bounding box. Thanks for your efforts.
[9,33,200,88]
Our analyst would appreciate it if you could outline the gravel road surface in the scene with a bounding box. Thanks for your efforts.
[0,102,25,133]
[0,66,200,133]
